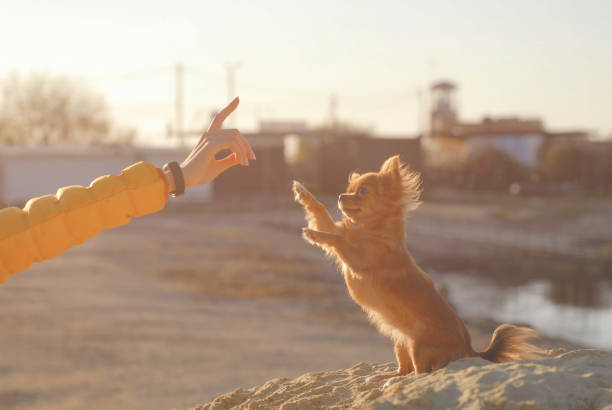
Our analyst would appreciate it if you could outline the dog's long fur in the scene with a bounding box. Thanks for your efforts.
[293,155,540,376]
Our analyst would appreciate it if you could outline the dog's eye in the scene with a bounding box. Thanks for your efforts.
[357,187,367,197]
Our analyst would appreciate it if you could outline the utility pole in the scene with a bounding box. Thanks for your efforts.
[329,94,338,131]
[425,57,437,138]
[224,62,241,128]
[416,87,423,136]
[175,63,184,147]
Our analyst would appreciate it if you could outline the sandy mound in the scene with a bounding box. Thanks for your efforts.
[192,350,612,410]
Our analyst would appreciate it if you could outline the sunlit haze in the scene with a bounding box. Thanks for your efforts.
[2,0,611,144]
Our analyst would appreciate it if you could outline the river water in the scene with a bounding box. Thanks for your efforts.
[431,270,612,349]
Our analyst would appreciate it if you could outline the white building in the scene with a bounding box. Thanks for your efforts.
[0,146,212,206]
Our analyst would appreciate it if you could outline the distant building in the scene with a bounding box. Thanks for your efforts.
[426,81,588,168]
[315,135,422,193]
[258,120,308,134]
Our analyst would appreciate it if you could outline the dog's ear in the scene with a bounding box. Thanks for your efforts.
[348,172,360,183]
[379,155,401,176]
[378,155,402,192]
[379,155,422,210]
[400,166,422,211]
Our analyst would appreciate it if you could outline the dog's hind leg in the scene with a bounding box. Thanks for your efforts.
[368,342,414,381]
[394,342,414,375]
[410,343,450,374]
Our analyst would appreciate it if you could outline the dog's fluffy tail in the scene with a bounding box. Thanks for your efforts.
[476,324,542,363]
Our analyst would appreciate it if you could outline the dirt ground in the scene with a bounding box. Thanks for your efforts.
[0,193,603,410]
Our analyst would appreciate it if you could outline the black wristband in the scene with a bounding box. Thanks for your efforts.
[163,161,185,197]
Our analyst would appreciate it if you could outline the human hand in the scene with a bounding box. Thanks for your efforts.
[163,97,255,192]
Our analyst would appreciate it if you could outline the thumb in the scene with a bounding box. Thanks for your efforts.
[215,152,241,174]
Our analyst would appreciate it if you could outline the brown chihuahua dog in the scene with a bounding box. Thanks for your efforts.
[293,155,540,377]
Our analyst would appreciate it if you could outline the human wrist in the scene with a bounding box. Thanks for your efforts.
[163,168,176,193]
[162,161,185,197]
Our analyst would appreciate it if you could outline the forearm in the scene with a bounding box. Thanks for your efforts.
[0,161,168,283]
[0,96,253,285]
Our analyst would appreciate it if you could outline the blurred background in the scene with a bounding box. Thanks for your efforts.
[1,1,611,409]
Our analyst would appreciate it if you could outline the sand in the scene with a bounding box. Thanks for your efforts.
[193,349,612,410]
[1,197,608,409]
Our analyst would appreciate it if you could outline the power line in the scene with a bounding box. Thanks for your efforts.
[83,64,419,102]
[185,65,224,80]
[79,63,424,135]
[83,66,173,82]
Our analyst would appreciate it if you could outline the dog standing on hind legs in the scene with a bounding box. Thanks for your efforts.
[293,155,541,377]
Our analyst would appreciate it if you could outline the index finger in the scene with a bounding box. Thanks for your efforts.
[208,97,240,133]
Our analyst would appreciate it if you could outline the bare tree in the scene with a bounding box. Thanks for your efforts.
[0,72,115,145]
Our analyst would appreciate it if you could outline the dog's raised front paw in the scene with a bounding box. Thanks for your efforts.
[301,227,317,244]
[292,180,314,204]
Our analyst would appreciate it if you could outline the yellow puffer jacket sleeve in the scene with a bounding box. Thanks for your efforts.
[0,161,169,283]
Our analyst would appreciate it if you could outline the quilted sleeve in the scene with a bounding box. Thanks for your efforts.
[0,161,169,283]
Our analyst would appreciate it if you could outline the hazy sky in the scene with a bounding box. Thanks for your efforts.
[2,0,611,143]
